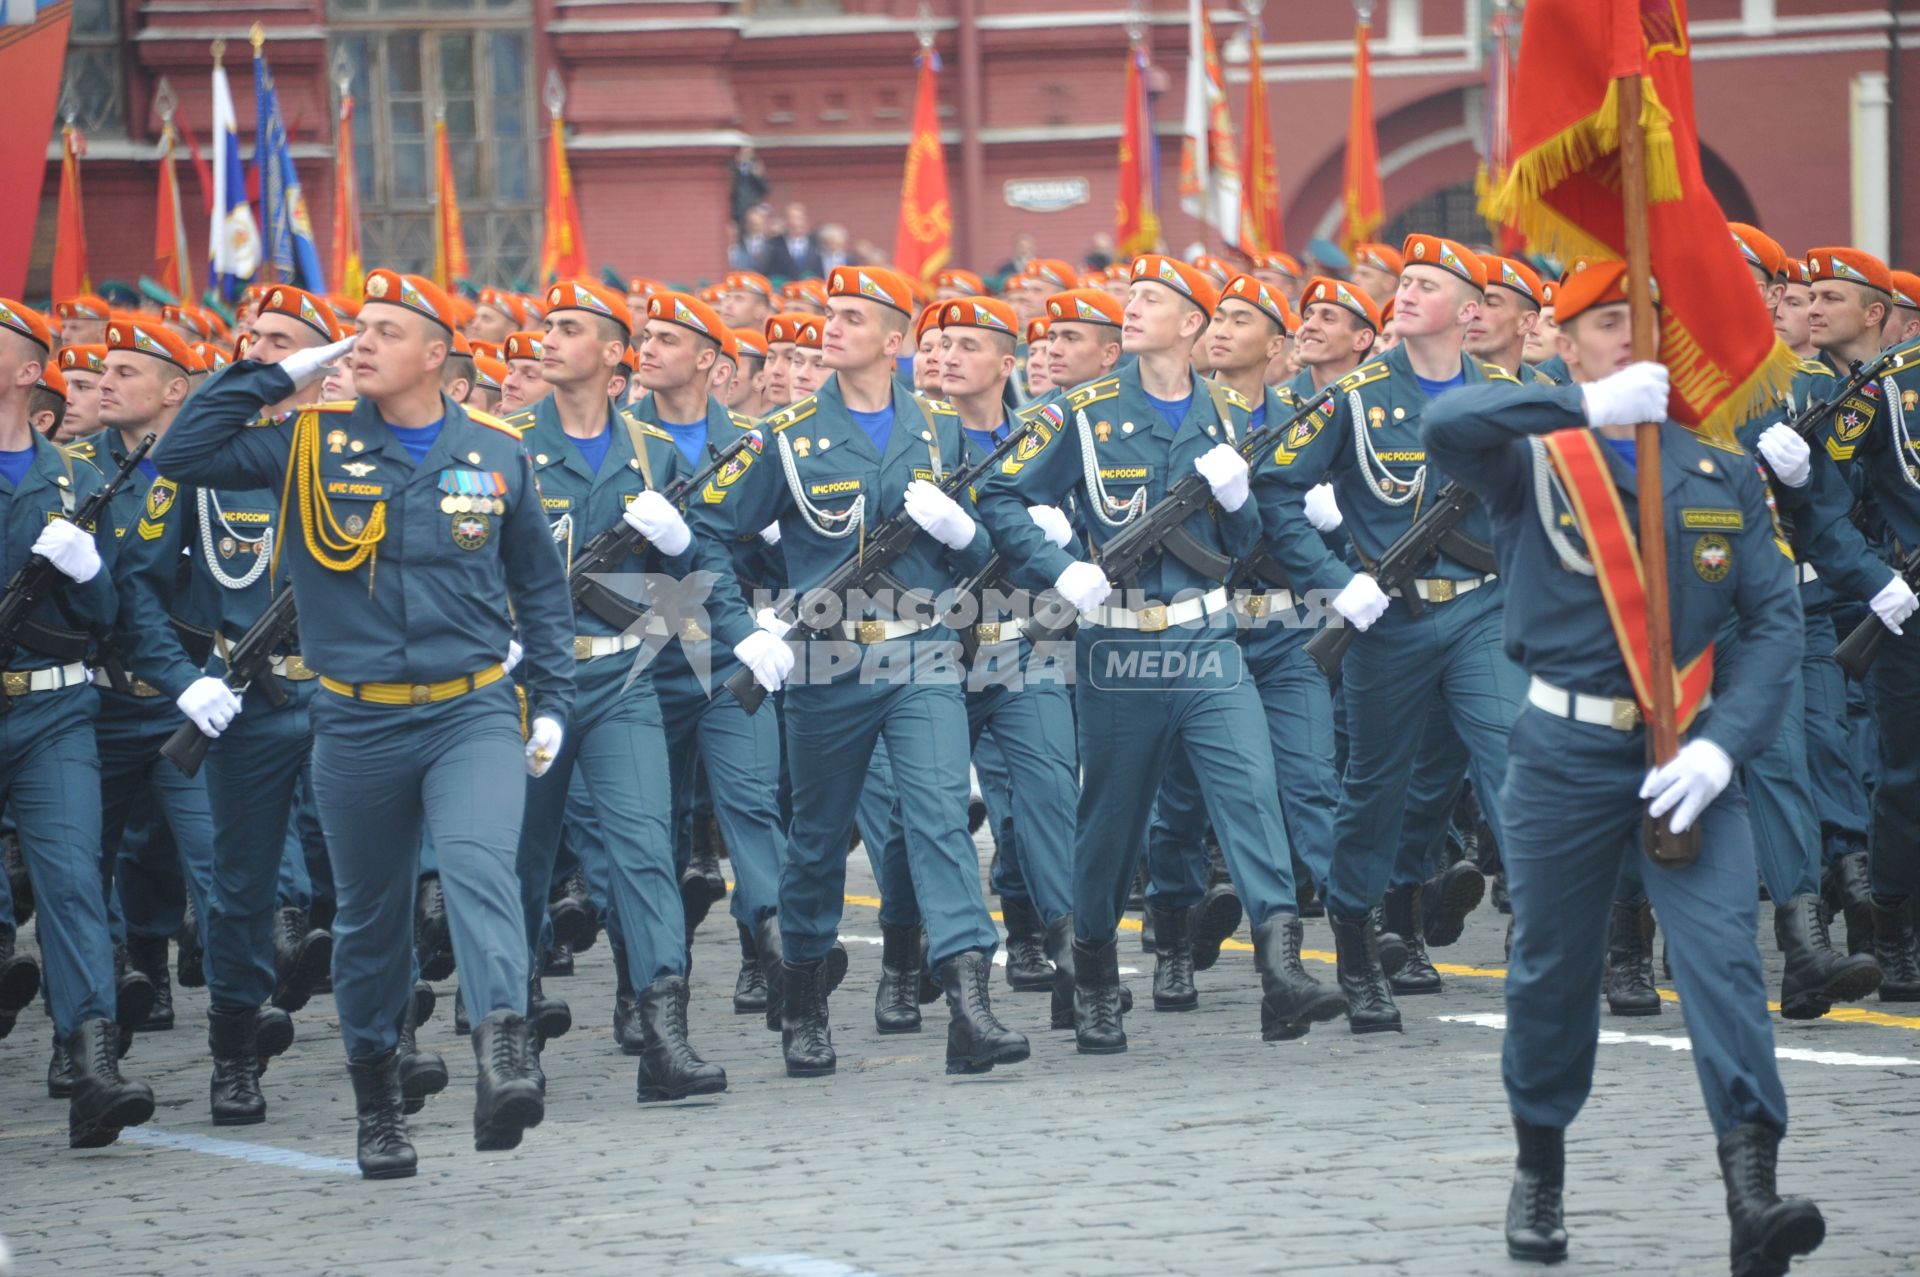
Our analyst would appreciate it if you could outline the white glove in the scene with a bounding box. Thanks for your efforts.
[1193,443,1250,513]
[1870,573,1918,635]
[525,716,564,779]
[503,639,523,674]
[1580,361,1671,428]
[1331,573,1390,631]
[1304,483,1343,533]
[1756,423,1811,488]
[622,490,692,556]
[755,607,795,640]
[177,676,243,739]
[1639,738,1734,835]
[279,335,356,386]
[903,479,976,551]
[758,520,782,546]
[1027,504,1073,549]
[733,628,796,693]
[31,520,101,584]
[1053,560,1113,614]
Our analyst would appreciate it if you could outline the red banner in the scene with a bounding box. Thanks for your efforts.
[331,93,364,303]
[154,124,190,299]
[1116,41,1159,259]
[893,49,951,287]
[52,125,89,300]
[432,116,470,291]
[1238,18,1283,256]
[0,2,72,298]
[540,111,587,283]
[1338,19,1382,254]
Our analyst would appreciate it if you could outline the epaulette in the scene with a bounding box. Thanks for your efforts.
[764,396,818,433]
[1015,397,1062,423]
[465,407,522,438]
[1066,377,1120,411]
[1477,359,1521,385]
[727,410,755,430]
[635,419,674,443]
[1273,386,1300,408]
[502,407,538,432]
[57,439,101,473]
[1333,361,1391,394]
[922,398,958,415]
[1213,383,1252,411]
[1796,359,1834,379]
[301,400,357,413]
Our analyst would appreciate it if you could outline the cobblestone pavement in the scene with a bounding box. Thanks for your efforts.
[3,841,1918,1277]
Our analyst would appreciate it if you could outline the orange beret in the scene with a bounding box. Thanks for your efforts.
[257,286,346,343]
[451,330,473,357]
[1027,259,1078,290]
[53,295,110,323]
[503,332,545,363]
[190,342,230,373]
[788,315,824,350]
[1727,223,1788,280]
[646,290,735,358]
[106,313,202,372]
[1539,279,1558,307]
[0,299,53,350]
[1299,276,1382,331]
[1352,242,1406,277]
[1130,254,1221,313]
[1045,289,1124,327]
[544,279,634,335]
[1402,234,1486,288]
[765,313,809,345]
[1890,270,1920,310]
[448,295,477,329]
[1218,273,1295,334]
[1027,316,1052,344]
[1483,256,1547,308]
[363,269,457,331]
[1554,257,1657,323]
[478,287,528,327]
[626,277,664,302]
[1250,251,1302,278]
[1781,260,1810,287]
[724,272,775,301]
[731,327,770,359]
[35,362,65,399]
[1804,247,1893,296]
[827,265,914,316]
[938,296,1020,339]
[327,293,361,319]
[783,279,828,307]
[621,348,639,373]
[472,354,507,393]
[242,284,268,306]
[1190,254,1233,284]
[57,344,105,374]
[161,304,212,340]
[913,303,943,345]
[936,269,986,295]
[698,284,725,306]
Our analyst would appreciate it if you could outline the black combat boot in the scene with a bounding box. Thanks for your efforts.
[1149,904,1198,1011]
[207,1004,266,1125]
[253,1004,294,1066]
[398,979,447,1116]
[1383,885,1441,996]
[999,896,1053,991]
[1603,901,1662,1016]
[1251,914,1345,1041]
[1045,914,1077,1031]
[547,872,598,953]
[540,944,574,977]
[875,923,923,1034]
[911,930,939,1006]
[780,958,836,1077]
[1368,904,1407,977]
[175,900,205,988]
[271,906,332,1013]
[1138,902,1157,954]
[1190,881,1243,973]
[940,950,1029,1074]
[346,1050,416,1179]
[1717,1123,1825,1277]
[1329,910,1401,1034]
[1824,849,1874,957]
[1072,935,1127,1054]
[47,1031,74,1098]
[680,816,728,936]
[113,944,156,1045]
[471,1010,544,1151]
[1295,870,1325,919]
[756,913,785,1032]
[610,937,644,1055]
[636,976,728,1101]
[66,1017,155,1148]
[1775,894,1880,1019]
[733,922,769,1014]
[1,931,43,1030]
[1870,896,1920,1001]
[126,935,173,1031]
[1505,1118,1568,1264]
[1419,858,1485,948]
[414,873,454,981]
[527,972,571,1042]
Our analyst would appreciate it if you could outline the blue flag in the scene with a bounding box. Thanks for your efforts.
[209,55,260,301]
[253,44,325,290]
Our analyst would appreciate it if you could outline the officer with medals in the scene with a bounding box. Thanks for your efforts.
[976,255,1340,1051]
[114,287,350,1127]
[1424,257,1822,1275]
[690,265,1028,1080]
[0,299,155,1149]
[157,268,575,1180]
[506,281,749,1102]
[1251,235,1526,1033]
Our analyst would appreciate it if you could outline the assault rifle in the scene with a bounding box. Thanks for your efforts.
[159,585,298,777]
[1833,545,1920,680]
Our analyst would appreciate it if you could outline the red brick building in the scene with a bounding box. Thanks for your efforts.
[30,0,1920,297]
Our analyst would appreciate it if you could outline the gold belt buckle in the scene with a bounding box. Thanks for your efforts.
[1427,579,1456,603]
[681,619,708,642]
[283,654,314,680]
[1137,603,1168,632]
[1242,594,1268,619]
[2,671,28,695]
[857,620,887,644]
[976,622,1001,645]
[573,635,594,660]
[1610,699,1640,732]
[409,684,431,706]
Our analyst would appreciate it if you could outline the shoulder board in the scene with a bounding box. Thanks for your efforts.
[1067,377,1120,410]
[464,408,522,438]
[1796,359,1834,379]
[1333,362,1391,394]
[59,438,95,462]
[727,410,755,430]
[1477,359,1521,385]
[1699,435,1747,456]
[502,407,538,431]
[922,398,958,415]
[1212,383,1251,411]
[635,420,675,443]
[1015,397,1060,423]
[765,397,818,433]
[300,400,357,414]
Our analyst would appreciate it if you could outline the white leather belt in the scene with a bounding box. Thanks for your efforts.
[1234,588,1297,619]
[1528,675,1712,732]
[1084,587,1230,632]
[834,617,937,644]
[573,633,646,660]
[1,662,91,695]
[1797,561,1819,585]
[268,654,317,681]
[1387,574,1492,603]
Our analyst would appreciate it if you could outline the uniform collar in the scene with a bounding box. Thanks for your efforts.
[1124,361,1208,443]
[1591,421,1704,498]
[533,395,601,486]
[8,433,73,501]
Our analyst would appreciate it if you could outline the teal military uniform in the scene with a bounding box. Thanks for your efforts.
[154,359,575,1061]
[1252,345,1527,924]
[687,372,1001,971]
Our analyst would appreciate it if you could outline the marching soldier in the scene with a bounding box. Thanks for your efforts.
[719,272,777,332]
[763,314,802,407]
[723,327,774,420]
[53,346,106,442]
[1774,261,1817,361]
[500,332,551,414]
[1349,243,1405,306]
[157,268,575,1179]
[1424,258,1823,1275]
[1038,289,1125,395]
[1467,257,1555,383]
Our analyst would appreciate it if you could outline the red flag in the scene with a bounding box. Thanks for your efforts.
[331,91,365,302]
[154,122,191,299]
[1338,17,1383,254]
[893,48,952,287]
[432,115,470,290]
[1237,17,1283,255]
[1178,0,1242,248]
[1115,39,1160,259]
[0,3,73,298]
[1476,3,1522,254]
[1489,0,1795,443]
[52,125,90,300]
[540,106,587,283]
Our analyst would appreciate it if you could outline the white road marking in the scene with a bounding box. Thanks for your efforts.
[119,1125,360,1175]
[1439,1012,1920,1068]
[731,1254,889,1277]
